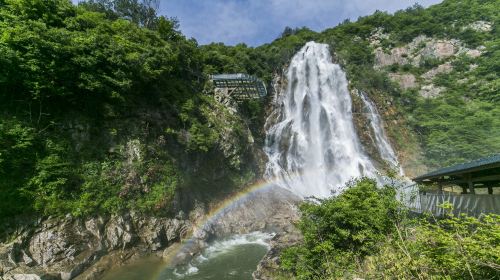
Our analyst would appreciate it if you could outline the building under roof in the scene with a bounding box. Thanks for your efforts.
[413,154,500,194]
[406,154,500,216]
[210,73,267,101]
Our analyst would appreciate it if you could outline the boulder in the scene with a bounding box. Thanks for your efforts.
[84,217,106,239]
[104,214,136,250]
[28,218,90,267]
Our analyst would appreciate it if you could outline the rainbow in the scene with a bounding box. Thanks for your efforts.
[162,176,289,267]
[196,179,279,230]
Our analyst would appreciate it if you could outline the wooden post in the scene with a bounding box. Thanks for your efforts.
[467,173,475,194]
[438,182,443,193]
[488,186,493,195]
[461,184,468,194]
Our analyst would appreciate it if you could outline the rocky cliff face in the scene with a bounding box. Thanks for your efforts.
[371,27,489,99]
[0,186,302,280]
[0,213,189,280]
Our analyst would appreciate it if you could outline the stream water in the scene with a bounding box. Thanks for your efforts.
[358,91,403,175]
[101,232,272,280]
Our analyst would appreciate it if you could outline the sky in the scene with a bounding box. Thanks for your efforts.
[74,0,443,46]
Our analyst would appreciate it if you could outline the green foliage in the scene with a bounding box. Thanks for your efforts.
[79,0,161,29]
[410,97,500,167]
[133,162,179,212]
[0,120,38,217]
[0,0,234,220]
[71,161,124,216]
[365,213,500,279]
[27,140,80,215]
[280,180,500,279]
[0,0,196,123]
[281,178,400,278]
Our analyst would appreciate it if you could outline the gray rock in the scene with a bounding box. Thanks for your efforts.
[29,227,69,266]
[465,48,482,58]
[1,259,16,275]
[104,214,137,250]
[252,229,303,280]
[465,21,492,32]
[210,186,301,237]
[373,36,466,70]
[84,217,105,239]
[374,47,411,68]
[135,217,167,251]
[1,211,196,280]
[388,73,417,90]
[21,251,34,267]
[419,84,444,98]
[5,274,43,280]
[419,40,457,59]
[422,62,453,81]
[165,219,187,243]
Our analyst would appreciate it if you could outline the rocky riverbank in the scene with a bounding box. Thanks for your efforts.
[252,228,303,280]
[0,186,301,280]
[0,212,190,280]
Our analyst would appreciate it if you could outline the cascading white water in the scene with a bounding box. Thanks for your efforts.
[264,42,378,198]
[358,91,404,175]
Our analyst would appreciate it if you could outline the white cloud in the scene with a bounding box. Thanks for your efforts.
[162,0,442,45]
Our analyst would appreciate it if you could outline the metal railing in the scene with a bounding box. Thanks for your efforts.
[399,183,500,217]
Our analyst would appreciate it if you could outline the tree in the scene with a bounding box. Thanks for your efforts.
[79,0,160,29]
[281,26,294,38]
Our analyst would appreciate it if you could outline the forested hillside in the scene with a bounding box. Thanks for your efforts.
[0,0,262,223]
[1,0,499,224]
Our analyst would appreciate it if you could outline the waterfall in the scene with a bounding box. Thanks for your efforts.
[264,42,378,198]
[358,91,404,175]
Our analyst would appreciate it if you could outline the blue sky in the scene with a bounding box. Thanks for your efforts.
[74,0,443,46]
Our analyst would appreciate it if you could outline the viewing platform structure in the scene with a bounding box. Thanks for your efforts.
[403,154,500,217]
[210,73,267,102]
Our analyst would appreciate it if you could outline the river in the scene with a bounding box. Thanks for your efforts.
[101,232,273,280]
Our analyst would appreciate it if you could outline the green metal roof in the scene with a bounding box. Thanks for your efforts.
[413,154,500,181]
[210,73,267,100]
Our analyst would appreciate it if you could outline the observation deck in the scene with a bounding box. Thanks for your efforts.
[210,73,267,101]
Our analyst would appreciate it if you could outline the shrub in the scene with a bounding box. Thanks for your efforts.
[279,179,500,279]
[281,178,400,278]
[365,212,500,279]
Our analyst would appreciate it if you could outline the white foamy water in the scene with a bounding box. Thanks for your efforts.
[200,232,273,259]
[169,232,274,279]
[358,91,403,175]
[264,42,378,198]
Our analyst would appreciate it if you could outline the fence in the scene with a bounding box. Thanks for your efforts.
[400,184,500,217]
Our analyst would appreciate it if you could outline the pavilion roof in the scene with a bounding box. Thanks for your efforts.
[413,154,500,183]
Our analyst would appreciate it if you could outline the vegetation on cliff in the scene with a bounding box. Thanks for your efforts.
[0,0,260,222]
